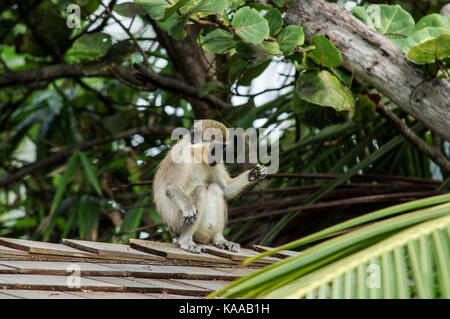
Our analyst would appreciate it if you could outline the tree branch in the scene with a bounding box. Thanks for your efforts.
[133,63,232,109]
[286,0,450,141]
[376,101,450,175]
[0,63,150,89]
[0,125,175,188]
[0,63,231,109]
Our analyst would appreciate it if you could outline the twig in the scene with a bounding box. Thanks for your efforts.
[267,173,441,185]
[229,191,437,224]
[234,82,294,98]
[376,101,450,175]
[99,0,152,69]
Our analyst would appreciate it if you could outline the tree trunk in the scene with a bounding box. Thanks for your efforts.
[287,0,450,141]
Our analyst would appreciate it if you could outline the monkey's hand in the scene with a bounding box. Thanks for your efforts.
[182,206,198,225]
[248,164,267,182]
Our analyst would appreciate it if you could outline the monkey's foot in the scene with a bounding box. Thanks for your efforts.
[179,243,205,254]
[183,207,198,225]
[215,241,240,252]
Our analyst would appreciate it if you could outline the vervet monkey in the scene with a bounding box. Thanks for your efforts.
[153,120,267,253]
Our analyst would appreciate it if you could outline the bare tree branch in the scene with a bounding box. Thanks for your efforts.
[0,64,148,89]
[0,63,232,109]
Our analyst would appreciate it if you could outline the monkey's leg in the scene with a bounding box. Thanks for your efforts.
[177,185,207,254]
[208,184,240,252]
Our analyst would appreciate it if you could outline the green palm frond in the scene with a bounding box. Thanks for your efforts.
[266,214,450,298]
[209,195,450,299]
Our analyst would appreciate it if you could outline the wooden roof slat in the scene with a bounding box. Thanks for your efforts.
[212,266,256,277]
[0,245,30,257]
[0,237,97,258]
[85,276,208,296]
[0,260,128,277]
[100,263,250,280]
[128,239,237,264]
[66,291,157,299]
[173,279,230,292]
[62,239,165,261]
[0,237,273,299]
[145,293,203,299]
[1,289,86,299]
[132,278,210,296]
[0,263,17,274]
[252,244,301,259]
[0,274,123,292]
[202,245,281,264]
[0,291,21,299]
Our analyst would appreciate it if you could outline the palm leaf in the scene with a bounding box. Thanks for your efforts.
[247,193,450,264]
[265,214,450,298]
[209,197,450,298]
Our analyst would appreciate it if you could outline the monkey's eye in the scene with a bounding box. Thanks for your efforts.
[211,135,215,141]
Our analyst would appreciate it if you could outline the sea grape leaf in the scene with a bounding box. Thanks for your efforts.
[296,70,355,112]
[232,7,270,44]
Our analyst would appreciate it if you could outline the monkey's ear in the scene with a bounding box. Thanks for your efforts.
[189,127,202,144]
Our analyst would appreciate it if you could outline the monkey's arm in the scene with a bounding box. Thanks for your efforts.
[222,165,267,200]
[222,171,250,199]
[165,184,197,224]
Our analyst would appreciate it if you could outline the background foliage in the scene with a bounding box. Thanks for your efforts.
[0,0,449,250]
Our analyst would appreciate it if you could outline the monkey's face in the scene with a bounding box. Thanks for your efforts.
[206,141,228,166]
[189,126,228,166]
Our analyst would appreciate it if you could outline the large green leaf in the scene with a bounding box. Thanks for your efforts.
[231,7,270,44]
[264,8,283,36]
[352,7,375,29]
[296,70,354,112]
[262,41,283,56]
[136,0,169,20]
[200,29,234,54]
[227,0,245,11]
[402,27,450,55]
[366,4,415,36]
[180,0,229,16]
[68,33,112,59]
[234,41,266,60]
[408,34,450,64]
[276,25,305,54]
[354,4,415,47]
[307,35,342,68]
[160,0,190,21]
[114,2,146,17]
[414,13,450,32]
[158,12,188,39]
